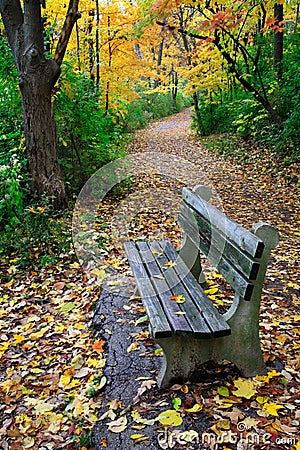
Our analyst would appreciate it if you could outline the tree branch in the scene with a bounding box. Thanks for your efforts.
[157,20,284,128]
[54,0,81,66]
[23,0,44,53]
[0,0,23,62]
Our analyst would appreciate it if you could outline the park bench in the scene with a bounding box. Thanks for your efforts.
[124,185,279,387]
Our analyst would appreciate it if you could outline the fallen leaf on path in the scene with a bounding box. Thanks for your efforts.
[107,416,128,433]
[157,409,183,426]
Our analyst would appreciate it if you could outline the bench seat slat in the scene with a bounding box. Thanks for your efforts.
[147,242,217,337]
[123,242,172,338]
[135,242,193,335]
[182,188,264,258]
[135,278,173,338]
[154,240,231,337]
[149,241,231,337]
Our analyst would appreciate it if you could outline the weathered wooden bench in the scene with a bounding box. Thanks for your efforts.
[124,185,279,387]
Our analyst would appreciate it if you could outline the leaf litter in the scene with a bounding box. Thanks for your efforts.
[1,109,300,449]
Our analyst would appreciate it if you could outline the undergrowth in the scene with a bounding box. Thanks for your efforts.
[201,133,299,185]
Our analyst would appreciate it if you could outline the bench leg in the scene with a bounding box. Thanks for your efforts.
[156,336,212,388]
[217,294,267,377]
[155,302,266,388]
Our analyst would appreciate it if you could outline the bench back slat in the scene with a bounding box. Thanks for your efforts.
[179,203,260,280]
[182,188,264,258]
[145,241,218,337]
[178,213,254,300]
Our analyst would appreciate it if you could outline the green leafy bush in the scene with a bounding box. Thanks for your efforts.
[54,67,128,193]
[192,101,235,136]
[0,195,72,270]
[125,91,190,131]
[0,151,26,226]
[0,37,27,226]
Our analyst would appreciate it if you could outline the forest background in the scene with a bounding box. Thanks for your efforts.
[0,0,299,269]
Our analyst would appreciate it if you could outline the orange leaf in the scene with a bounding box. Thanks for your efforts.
[93,340,105,354]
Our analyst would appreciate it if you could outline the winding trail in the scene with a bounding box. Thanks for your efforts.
[127,108,299,250]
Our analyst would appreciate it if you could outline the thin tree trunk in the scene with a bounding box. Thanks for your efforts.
[95,0,100,85]
[274,3,284,80]
[154,39,164,88]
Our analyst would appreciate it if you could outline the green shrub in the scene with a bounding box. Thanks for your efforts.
[54,67,128,194]
[192,101,235,136]
[0,195,72,271]
[0,150,27,226]
[0,37,27,227]
[231,99,269,138]
[125,90,190,131]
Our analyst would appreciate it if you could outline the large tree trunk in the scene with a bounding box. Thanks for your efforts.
[0,0,80,210]
[19,55,67,209]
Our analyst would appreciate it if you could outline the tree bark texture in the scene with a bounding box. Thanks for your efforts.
[19,55,66,206]
[0,0,80,209]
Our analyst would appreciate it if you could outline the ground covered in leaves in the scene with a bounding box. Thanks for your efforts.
[0,109,299,449]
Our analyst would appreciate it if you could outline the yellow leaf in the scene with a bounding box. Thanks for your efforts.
[91,268,106,280]
[154,347,164,356]
[127,341,140,353]
[163,261,177,267]
[30,368,44,374]
[88,357,106,368]
[256,396,268,404]
[130,433,148,443]
[204,286,219,295]
[262,402,285,416]
[295,440,300,450]
[0,342,9,352]
[181,384,189,394]
[90,414,99,423]
[71,354,85,370]
[170,294,186,303]
[107,399,122,411]
[131,410,155,426]
[157,409,183,426]
[185,403,203,413]
[34,401,54,414]
[267,370,282,379]
[74,323,86,330]
[59,374,71,388]
[233,379,256,399]
[13,334,26,344]
[29,326,50,340]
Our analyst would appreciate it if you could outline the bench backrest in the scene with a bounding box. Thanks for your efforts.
[178,186,279,301]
